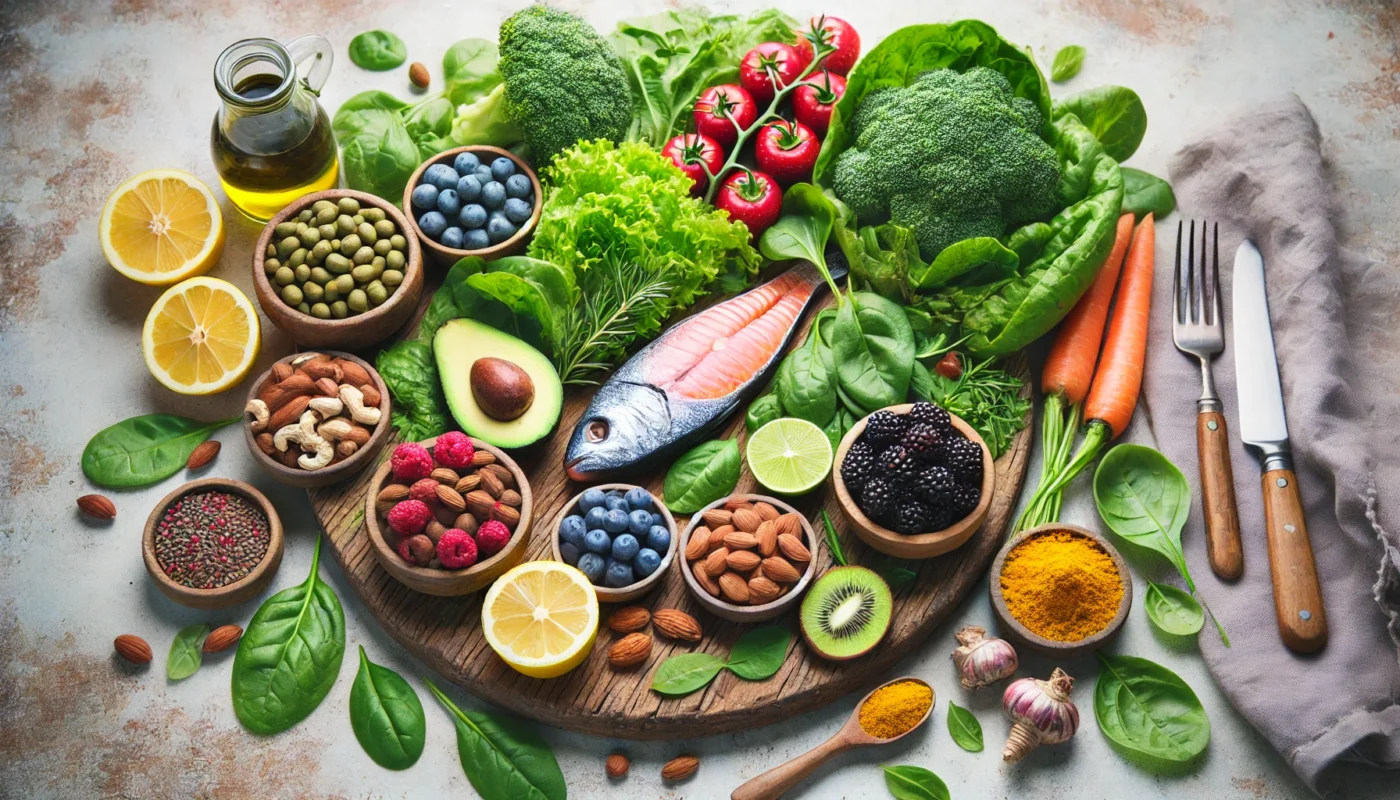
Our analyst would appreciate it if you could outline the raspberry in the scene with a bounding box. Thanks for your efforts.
[387,499,432,536]
[409,478,440,504]
[397,534,435,566]
[433,431,475,470]
[475,519,511,558]
[436,529,478,569]
[390,443,434,482]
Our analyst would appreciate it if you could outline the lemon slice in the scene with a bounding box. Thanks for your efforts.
[142,277,260,395]
[748,417,834,495]
[101,169,225,285]
[482,562,599,678]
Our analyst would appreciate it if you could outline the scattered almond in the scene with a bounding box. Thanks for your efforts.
[409,61,430,88]
[723,530,759,551]
[606,753,630,779]
[435,484,466,513]
[753,501,780,521]
[726,550,761,573]
[748,575,781,605]
[431,467,460,485]
[701,508,732,528]
[607,632,652,669]
[777,534,812,563]
[186,440,220,470]
[731,508,762,533]
[652,609,702,642]
[662,755,699,782]
[608,606,651,633]
[202,625,243,653]
[684,527,711,561]
[703,547,730,578]
[77,494,116,521]
[718,571,750,603]
[114,634,152,664]
[761,556,802,584]
[755,521,778,557]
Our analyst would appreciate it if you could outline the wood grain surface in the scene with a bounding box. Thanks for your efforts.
[1261,468,1328,654]
[1196,409,1243,580]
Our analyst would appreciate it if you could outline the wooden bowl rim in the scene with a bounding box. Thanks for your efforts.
[362,435,533,590]
[250,189,424,334]
[141,477,284,603]
[242,351,391,486]
[677,493,818,615]
[400,145,543,263]
[548,483,679,601]
[988,523,1134,656]
[831,404,995,552]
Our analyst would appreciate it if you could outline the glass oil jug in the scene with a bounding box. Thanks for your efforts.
[211,36,338,221]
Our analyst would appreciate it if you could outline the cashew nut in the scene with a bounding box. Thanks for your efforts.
[336,440,360,460]
[307,396,344,419]
[339,384,382,426]
[245,399,270,433]
[316,417,355,442]
[274,410,332,463]
[290,352,326,368]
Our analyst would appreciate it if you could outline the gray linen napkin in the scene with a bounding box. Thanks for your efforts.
[1145,95,1400,792]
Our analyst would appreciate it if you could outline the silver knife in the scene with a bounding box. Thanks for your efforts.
[1233,240,1327,653]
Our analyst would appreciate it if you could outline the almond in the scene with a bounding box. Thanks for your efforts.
[662,755,699,782]
[186,440,220,470]
[724,498,754,511]
[255,432,276,456]
[270,362,294,383]
[607,632,652,669]
[480,469,505,498]
[491,504,521,530]
[335,359,371,387]
[466,490,496,518]
[114,634,152,664]
[455,474,481,495]
[435,484,466,513]
[748,575,781,605]
[761,556,802,584]
[314,376,340,397]
[409,61,430,88]
[753,501,780,521]
[482,463,514,489]
[606,753,630,779]
[692,564,721,597]
[701,508,732,528]
[77,494,116,520]
[299,359,340,382]
[202,624,243,653]
[499,488,522,508]
[684,528,711,561]
[358,382,382,408]
[777,533,812,563]
[470,450,496,468]
[431,467,460,485]
[453,512,479,535]
[260,372,314,410]
[774,512,802,538]
[343,424,372,446]
[755,521,778,557]
[732,507,762,533]
[652,609,702,642]
[702,547,730,578]
[378,484,410,504]
[726,550,761,573]
[723,530,759,551]
[708,525,735,552]
[718,571,750,603]
[425,519,447,542]
[608,606,651,633]
[267,394,312,431]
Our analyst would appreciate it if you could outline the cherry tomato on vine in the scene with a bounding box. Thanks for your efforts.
[754,120,820,186]
[935,352,963,380]
[739,42,805,107]
[693,84,757,149]
[661,133,725,197]
[792,70,846,137]
[794,16,861,76]
[715,169,781,240]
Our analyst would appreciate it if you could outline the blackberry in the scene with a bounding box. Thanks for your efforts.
[862,410,909,446]
[901,422,944,460]
[949,484,980,519]
[908,402,951,431]
[943,436,984,484]
[894,499,934,535]
[878,445,921,480]
[860,476,896,519]
[924,505,954,532]
[912,465,955,506]
[840,441,877,492]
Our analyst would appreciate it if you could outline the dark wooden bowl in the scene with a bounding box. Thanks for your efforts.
[142,478,284,610]
[548,484,678,604]
[678,494,819,623]
[363,436,533,596]
[990,523,1133,658]
[242,351,391,489]
[401,145,542,267]
[831,404,994,559]
[251,189,424,350]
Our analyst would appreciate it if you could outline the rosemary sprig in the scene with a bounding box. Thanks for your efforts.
[554,257,673,385]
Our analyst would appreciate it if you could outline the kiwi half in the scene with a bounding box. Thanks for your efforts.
[800,566,892,661]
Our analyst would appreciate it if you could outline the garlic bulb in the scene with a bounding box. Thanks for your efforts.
[951,625,1018,689]
[1001,667,1079,762]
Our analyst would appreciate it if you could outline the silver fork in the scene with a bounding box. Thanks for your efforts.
[1173,220,1243,579]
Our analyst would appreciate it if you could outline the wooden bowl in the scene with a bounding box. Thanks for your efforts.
[251,189,424,350]
[990,524,1133,658]
[831,404,995,559]
[401,145,542,267]
[548,484,679,604]
[242,351,391,488]
[363,436,532,596]
[142,478,284,610]
[678,494,819,623]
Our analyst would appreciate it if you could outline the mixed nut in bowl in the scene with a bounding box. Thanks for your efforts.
[242,351,390,488]
[402,145,542,266]
[252,190,423,350]
[364,434,532,597]
[678,494,818,623]
[550,484,678,604]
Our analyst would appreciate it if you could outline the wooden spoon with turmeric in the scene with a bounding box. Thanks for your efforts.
[730,677,935,800]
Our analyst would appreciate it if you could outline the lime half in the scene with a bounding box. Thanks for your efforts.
[747,418,834,495]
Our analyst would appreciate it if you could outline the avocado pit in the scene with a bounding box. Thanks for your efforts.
[471,357,535,422]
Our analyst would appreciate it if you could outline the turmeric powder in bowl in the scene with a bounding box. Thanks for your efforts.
[999,530,1123,642]
[858,679,934,739]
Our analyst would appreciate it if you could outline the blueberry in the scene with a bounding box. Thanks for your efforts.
[436,188,462,217]
[627,509,652,536]
[440,226,464,249]
[603,495,628,512]
[604,560,635,588]
[559,541,581,566]
[579,488,608,513]
[417,211,447,239]
[503,198,532,225]
[490,156,516,182]
[577,552,606,584]
[505,174,532,199]
[645,525,671,553]
[487,216,517,244]
[583,506,608,531]
[459,203,487,230]
[424,164,460,191]
[611,533,640,562]
[474,165,494,184]
[650,512,666,529]
[602,508,630,534]
[584,528,612,554]
[559,515,588,547]
[480,181,507,210]
[452,151,481,175]
[624,488,654,512]
[634,548,662,577]
[456,175,482,202]
[411,183,439,210]
[463,228,490,250]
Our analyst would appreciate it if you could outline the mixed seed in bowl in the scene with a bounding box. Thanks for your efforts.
[263,196,406,319]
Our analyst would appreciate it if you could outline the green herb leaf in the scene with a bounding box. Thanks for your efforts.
[166,623,209,681]
[821,510,848,567]
[1093,444,1196,592]
[833,291,916,414]
[872,555,918,590]
[350,646,426,770]
[426,680,566,800]
[1094,653,1211,764]
[663,439,742,514]
[746,393,784,434]
[1051,45,1086,82]
[651,653,727,696]
[1053,86,1148,162]
[441,39,502,105]
[1144,581,1205,636]
[1121,167,1177,219]
[946,702,984,752]
[349,31,408,71]
[725,626,790,681]
[882,765,950,800]
[81,414,239,488]
[231,536,346,735]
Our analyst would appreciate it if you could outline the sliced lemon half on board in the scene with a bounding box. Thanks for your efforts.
[142,276,260,395]
[482,561,599,679]
[100,169,225,285]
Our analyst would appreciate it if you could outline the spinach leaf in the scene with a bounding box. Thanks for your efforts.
[651,653,727,696]
[378,340,448,442]
[775,331,836,427]
[231,536,345,735]
[872,555,918,591]
[833,290,915,413]
[442,39,502,105]
[1121,167,1177,218]
[1093,444,1196,591]
[759,183,841,292]
[1054,86,1148,162]
[1094,653,1210,764]
[333,92,422,200]
[426,680,566,800]
[1144,582,1204,636]
[350,646,426,770]
[746,393,784,434]
[821,509,848,567]
[947,702,984,752]
[911,237,1018,289]
[167,624,209,681]
[1051,45,1086,82]
[663,439,741,514]
[822,407,856,451]
[82,414,240,488]
[349,31,407,71]
[882,765,950,800]
[725,626,790,680]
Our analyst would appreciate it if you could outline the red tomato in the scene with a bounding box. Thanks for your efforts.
[693,84,757,149]
[661,133,724,196]
[715,169,781,239]
[754,120,820,186]
[793,16,861,76]
[935,352,963,380]
[792,71,846,137]
[739,42,805,107]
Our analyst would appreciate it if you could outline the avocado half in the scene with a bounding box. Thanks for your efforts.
[435,318,563,449]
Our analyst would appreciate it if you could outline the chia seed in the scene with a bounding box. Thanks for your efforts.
[154,490,270,589]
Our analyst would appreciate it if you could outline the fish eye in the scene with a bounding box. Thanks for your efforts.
[585,419,608,442]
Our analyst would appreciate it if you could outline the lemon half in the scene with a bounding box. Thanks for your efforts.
[101,169,224,285]
[482,561,599,678]
[142,276,260,395]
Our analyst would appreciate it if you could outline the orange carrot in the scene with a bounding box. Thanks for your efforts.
[1042,213,1136,403]
[1083,213,1156,438]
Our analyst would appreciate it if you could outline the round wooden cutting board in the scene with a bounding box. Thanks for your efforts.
[309,326,1031,740]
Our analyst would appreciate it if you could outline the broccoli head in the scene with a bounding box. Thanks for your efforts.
[498,5,633,165]
[832,67,1060,260]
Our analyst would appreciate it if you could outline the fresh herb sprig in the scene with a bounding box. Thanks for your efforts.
[923,357,1031,458]
[554,256,673,385]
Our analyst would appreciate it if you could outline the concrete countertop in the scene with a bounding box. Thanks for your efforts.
[2,0,1396,797]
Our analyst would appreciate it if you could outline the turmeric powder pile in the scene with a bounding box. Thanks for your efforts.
[1000,530,1122,641]
[858,680,933,739]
